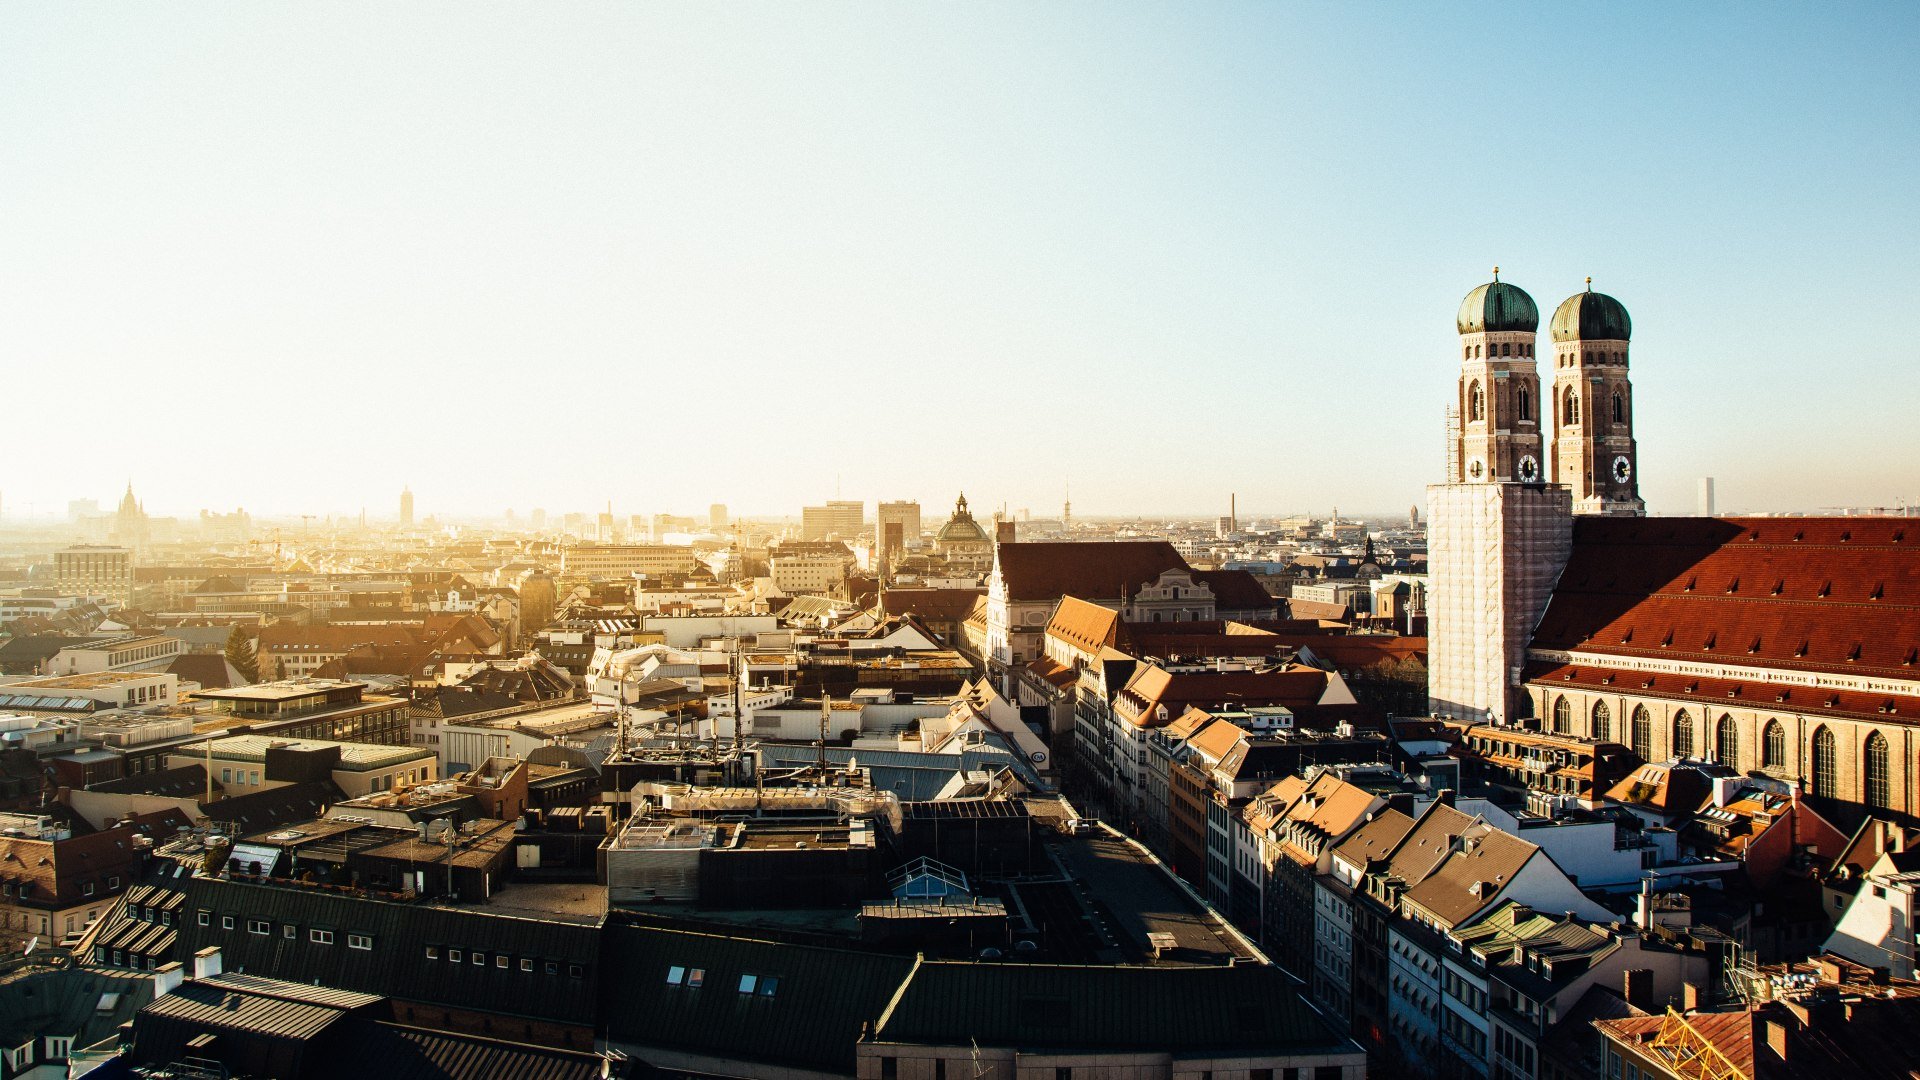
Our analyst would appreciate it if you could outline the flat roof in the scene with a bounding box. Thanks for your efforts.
[6,672,167,690]
[193,679,362,702]
[183,734,432,769]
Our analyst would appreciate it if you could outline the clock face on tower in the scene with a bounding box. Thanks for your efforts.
[1468,457,1485,480]
[1612,455,1633,484]
[1517,455,1540,483]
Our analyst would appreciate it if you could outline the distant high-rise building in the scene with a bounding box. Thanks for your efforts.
[878,501,920,548]
[1698,477,1716,517]
[1409,504,1420,525]
[827,500,864,537]
[710,503,728,529]
[56,545,133,607]
[519,572,557,640]
[530,508,547,530]
[399,487,415,528]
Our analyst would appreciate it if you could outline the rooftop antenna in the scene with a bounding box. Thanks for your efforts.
[731,636,744,749]
[818,693,830,775]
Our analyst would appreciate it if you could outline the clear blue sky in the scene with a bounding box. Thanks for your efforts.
[3,3,1915,521]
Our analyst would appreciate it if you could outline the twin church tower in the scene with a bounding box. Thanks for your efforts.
[1428,272,1644,725]
[1451,270,1642,515]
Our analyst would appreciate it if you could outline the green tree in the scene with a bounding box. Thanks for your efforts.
[223,625,260,683]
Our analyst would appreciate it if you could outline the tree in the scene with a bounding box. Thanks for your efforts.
[223,625,260,684]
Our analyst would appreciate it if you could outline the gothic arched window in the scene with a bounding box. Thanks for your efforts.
[1517,386,1533,423]
[1811,726,1837,798]
[1468,382,1485,422]
[1563,388,1580,426]
[1763,719,1788,770]
[1631,706,1653,758]
[1716,715,1738,767]
[1865,731,1891,808]
[1552,696,1571,734]
[1591,700,1611,741]
[1612,390,1625,425]
[1672,710,1694,759]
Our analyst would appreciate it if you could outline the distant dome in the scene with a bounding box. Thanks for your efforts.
[1551,284,1632,342]
[1457,277,1539,335]
[936,494,989,545]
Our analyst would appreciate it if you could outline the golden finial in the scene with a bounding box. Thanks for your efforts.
[1585,275,1592,292]
[1492,266,1500,282]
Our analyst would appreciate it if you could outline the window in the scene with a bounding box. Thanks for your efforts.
[1811,726,1837,798]
[1630,706,1652,758]
[495,954,509,968]
[426,946,440,960]
[1672,710,1694,759]
[247,919,270,935]
[1763,719,1788,769]
[1468,381,1485,422]
[311,929,334,945]
[449,949,463,963]
[738,973,757,994]
[283,924,296,940]
[220,915,233,930]
[1716,715,1738,766]
[570,963,587,979]
[1551,696,1571,734]
[197,910,210,927]
[83,882,96,897]
[881,1059,898,1080]
[471,951,485,966]
[1866,731,1891,808]
[348,934,373,951]
[1591,700,1611,741]
[1517,386,1533,423]
[1564,387,1580,425]
[520,958,534,972]
[1613,390,1625,424]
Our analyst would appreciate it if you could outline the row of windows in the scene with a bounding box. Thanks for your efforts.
[1561,386,1627,426]
[663,965,781,997]
[423,944,585,979]
[1464,342,1535,359]
[1549,696,1894,807]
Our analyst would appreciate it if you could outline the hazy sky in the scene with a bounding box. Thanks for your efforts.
[3,4,1916,521]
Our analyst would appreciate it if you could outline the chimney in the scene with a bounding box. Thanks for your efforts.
[995,521,1017,546]
[152,961,186,999]
[1436,788,1455,809]
[1623,968,1653,1010]
[1765,1017,1791,1062]
[1635,877,1654,929]
[1681,982,1703,1010]
[1386,793,1416,816]
[193,945,223,980]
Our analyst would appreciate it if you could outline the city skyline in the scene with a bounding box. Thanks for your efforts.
[5,5,1917,518]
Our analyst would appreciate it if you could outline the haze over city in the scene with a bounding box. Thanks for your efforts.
[4,4,1917,519]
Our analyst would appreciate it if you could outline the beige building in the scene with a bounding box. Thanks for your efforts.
[165,734,437,798]
[55,545,133,607]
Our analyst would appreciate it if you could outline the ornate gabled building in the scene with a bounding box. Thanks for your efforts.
[1427,271,1920,820]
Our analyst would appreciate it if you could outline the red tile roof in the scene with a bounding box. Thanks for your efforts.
[994,541,1187,604]
[1532,516,1920,681]
[1113,664,1331,728]
[1045,597,1124,655]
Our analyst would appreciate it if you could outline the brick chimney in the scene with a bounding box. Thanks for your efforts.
[152,961,186,999]
[1623,968,1653,1010]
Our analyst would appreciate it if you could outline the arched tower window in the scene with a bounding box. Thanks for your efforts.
[1865,731,1891,808]
[1474,344,1482,359]
[1811,726,1837,798]
[1716,715,1738,767]
[1551,696,1571,734]
[1672,710,1694,759]
[1463,346,1471,361]
[1631,706,1653,758]
[1563,388,1580,426]
[1591,700,1611,741]
[1517,386,1533,423]
[1468,382,1485,423]
[1612,390,1625,425]
[1501,342,1512,357]
[1762,720,1787,770]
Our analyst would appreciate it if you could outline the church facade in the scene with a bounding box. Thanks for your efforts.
[1427,273,1920,818]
